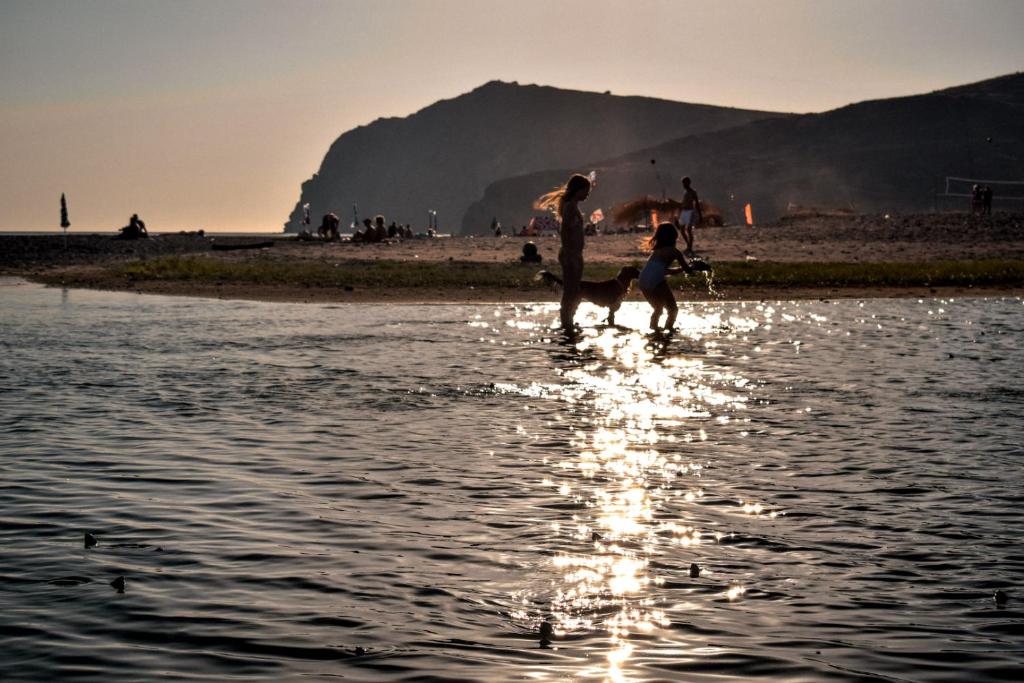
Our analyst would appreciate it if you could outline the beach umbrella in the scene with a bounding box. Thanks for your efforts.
[60,193,70,228]
[609,196,683,226]
[60,193,70,248]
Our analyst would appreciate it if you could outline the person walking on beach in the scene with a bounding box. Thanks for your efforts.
[676,176,701,255]
[639,222,694,332]
[534,173,592,332]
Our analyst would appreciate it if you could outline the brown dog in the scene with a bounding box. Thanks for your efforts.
[538,265,640,325]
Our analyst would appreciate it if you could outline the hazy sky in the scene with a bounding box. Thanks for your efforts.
[2,0,1022,232]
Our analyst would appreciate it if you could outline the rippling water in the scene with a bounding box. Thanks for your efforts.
[2,278,1022,682]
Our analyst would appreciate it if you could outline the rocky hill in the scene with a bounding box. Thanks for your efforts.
[463,73,1024,230]
[284,81,781,233]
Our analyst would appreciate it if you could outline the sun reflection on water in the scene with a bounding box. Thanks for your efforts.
[506,304,759,680]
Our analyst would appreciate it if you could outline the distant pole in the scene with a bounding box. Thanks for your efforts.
[60,192,70,249]
[650,159,666,200]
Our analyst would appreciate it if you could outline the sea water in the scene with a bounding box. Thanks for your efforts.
[1,278,1022,682]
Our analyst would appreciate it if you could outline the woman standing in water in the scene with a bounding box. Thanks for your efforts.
[535,173,592,332]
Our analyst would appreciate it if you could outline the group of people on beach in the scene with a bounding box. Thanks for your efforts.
[314,213,431,243]
[351,215,417,242]
[540,173,702,334]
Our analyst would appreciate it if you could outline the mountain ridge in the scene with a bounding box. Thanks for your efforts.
[462,72,1024,230]
[284,81,783,233]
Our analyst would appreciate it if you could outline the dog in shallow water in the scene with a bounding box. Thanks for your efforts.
[537,265,641,325]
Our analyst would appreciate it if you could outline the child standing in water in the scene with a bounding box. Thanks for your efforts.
[639,222,694,331]
[534,173,592,332]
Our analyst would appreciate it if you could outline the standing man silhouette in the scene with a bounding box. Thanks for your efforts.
[677,176,701,255]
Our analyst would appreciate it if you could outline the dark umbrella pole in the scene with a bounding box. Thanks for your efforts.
[60,193,71,249]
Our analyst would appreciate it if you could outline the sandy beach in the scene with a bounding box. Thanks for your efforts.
[5,212,1023,302]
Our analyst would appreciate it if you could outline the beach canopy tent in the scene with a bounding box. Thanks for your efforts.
[611,195,726,227]
[610,196,683,226]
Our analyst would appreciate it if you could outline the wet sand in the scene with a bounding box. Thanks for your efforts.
[5,212,1023,302]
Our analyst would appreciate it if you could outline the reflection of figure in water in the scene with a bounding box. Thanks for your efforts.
[639,222,694,332]
[534,174,592,332]
[676,176,701,255]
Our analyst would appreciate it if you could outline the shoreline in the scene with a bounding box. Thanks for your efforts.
[17,273,1022,304]
[5,212,1023,303]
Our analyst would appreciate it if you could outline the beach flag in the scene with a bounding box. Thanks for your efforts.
[744,203,754,226]
[590,208,604,224]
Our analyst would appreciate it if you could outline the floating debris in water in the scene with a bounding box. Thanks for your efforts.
[994,590,1009,606]
[353,646,366,657]
[591,531,602,542]
[84,532,97,548]
[110,576,126,593]
[689,563,701,578]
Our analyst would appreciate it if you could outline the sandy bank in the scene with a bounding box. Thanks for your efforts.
[7,212,1024,303]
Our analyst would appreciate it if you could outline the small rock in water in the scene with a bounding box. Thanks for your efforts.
[689,563,701,578]
[354,646,366,657]
[994,590,1009,606]
[84,532,98,548]
[539,621,554,646]
[110,576,126,593]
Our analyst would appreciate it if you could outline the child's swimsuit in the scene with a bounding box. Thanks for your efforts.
[639,254,669,292]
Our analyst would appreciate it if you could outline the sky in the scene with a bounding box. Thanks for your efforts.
[2,0,1023,232]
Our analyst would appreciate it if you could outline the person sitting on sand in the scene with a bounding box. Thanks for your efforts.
[318,213,340,241]
[638,222,694,332]
[117,213,148,239]
[352,217,373,243]
[520,241,542,263]
[372,215,387,243]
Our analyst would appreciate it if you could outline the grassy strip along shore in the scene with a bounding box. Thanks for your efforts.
[33,254,1024,300]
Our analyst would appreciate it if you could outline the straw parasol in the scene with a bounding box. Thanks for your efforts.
[609,196,683,226]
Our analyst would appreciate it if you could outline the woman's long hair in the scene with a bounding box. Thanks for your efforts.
[647,222,679,251]
[533,174,591,216]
